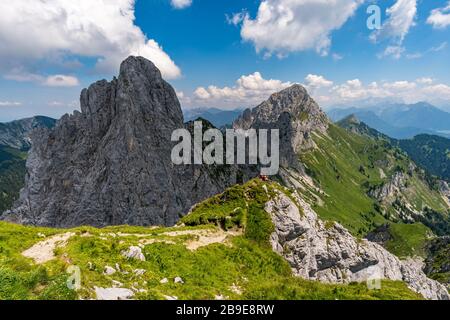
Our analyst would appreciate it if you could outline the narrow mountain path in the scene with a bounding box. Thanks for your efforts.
[22,232,75,264]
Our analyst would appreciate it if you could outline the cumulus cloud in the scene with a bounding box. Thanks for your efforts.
[0,0,181,80]
[331,79,381,101]
[328,78,450,106]
[371,0,417,43]
[421,84,450,99]
[305,74,333,89]
[182,72,450,110]
[0,101,22,107]
[43,75,80,87]
[191,72,292,108]
[4,70,80,87]
[382,80,416,90]
[233,0,364,57]
[171,0,192,9]
[427,2,450,29]
[371,0,417,60]
[416,77,433,85]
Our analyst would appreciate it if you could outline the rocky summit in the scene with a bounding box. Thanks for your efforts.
[233,84,329,168]
[2,56,240,227]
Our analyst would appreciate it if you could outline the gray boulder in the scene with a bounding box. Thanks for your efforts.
[94,287,134,300]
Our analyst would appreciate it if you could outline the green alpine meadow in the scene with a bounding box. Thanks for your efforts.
[1,0,450,305]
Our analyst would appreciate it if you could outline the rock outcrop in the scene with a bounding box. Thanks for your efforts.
[368,171,408,201]
[233,84,329,168]
[266,192,450,300]
[2,56,241,227]
[440,180,450,203]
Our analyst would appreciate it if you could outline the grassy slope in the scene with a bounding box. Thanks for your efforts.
[297,124,448,256]
[0,145,27,213]
[0,180,421,300]
[385,223,431,258]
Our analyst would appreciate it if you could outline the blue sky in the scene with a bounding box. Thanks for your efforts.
[0,0,450,122]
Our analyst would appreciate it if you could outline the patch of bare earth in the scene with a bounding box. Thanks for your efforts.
[161,228,242,251]
[22,232,75,264]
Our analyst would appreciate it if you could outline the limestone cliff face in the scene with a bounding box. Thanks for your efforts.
[233,84,329,168]
[2,57,239,227]
[266,192,449,300]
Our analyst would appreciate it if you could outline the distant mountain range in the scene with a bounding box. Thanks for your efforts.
[0,116,56,212]
[338,115,450,182]
[328,102,450,139]
[0,116,56,150]
[0,146,27,213]
[183,108,242,128]
[0,57,449,300]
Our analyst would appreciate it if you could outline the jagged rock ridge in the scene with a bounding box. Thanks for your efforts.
[266,191,449,300]
[2,56,240,227]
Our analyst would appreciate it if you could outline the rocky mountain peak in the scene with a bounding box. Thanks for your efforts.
[80,56,183,138]
[341,114,360,125]
[119,56,163,82]
[234,84,328,130]
[233,84,329,167]
[2,56,239,228]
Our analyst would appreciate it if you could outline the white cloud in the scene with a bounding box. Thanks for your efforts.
[332,53,344,61]
[382,81,416,90]
[4,70,45,83]
[176,91,185,100]
[171,0,192,9]
[48,100,79,108]
[331,79,385,101]
[235,0,364,57]
[181,73,450,110]
[4,70,80,87]
[191,72,292,108]
[48,101,65,107]
[305,74,333,88]
[371,0,417,60]
[227,12,247,26]
[421,84,450,99]
[43,75,80,87]
[430,41,448,52]
[371,0,417,43]
[0,101,22,107]
[427,2,450,29]
[416,77,433,85]
[194,87,212,100]
[403,42,447,60]
[327,78,450,106]
[377,46,405,59]
[0,0,181,79]
[406,52,422,59]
